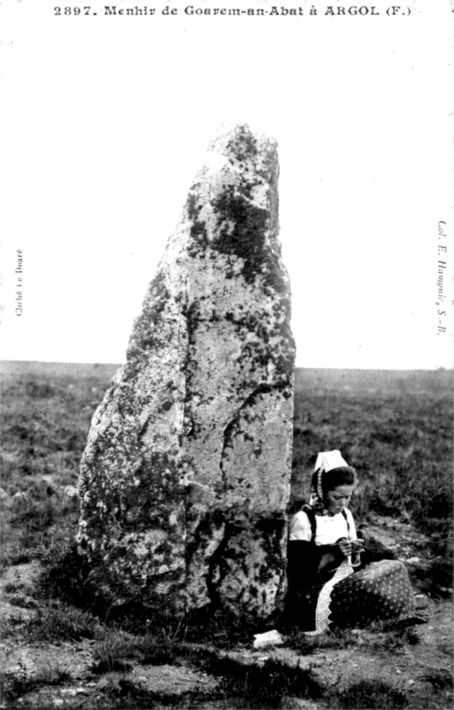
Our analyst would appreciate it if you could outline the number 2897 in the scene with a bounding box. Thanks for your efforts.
[54,7,93,14]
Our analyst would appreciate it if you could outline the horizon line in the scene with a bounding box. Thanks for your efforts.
[1,359,452,373]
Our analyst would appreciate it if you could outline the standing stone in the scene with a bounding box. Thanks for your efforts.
[78,124,295,622]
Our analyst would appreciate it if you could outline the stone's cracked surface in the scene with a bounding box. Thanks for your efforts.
[77,123,295,621]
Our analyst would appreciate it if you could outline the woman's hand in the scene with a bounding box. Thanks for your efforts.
[336,538,352,557]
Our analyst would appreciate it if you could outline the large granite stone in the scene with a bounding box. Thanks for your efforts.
[77,124,295,622]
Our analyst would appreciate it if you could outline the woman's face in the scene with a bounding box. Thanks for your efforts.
[324,484,354,515]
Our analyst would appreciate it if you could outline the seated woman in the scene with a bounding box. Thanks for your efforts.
[286,450,420,634]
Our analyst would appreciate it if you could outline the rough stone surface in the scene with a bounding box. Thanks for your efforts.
[77,123,295,622]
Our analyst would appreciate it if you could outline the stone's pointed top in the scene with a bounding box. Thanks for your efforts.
[208,121,277,153]
[183,121,281,289]
[204,122,278,178]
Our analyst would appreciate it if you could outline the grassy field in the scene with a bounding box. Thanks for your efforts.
[0,361,452,709]
[2,361,451,564]
[0,361,119,570]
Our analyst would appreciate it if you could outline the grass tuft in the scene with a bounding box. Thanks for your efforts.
[19,599,101,642]
[335,678,409,708]
[92,633,137,674]
[34,661,73,686]
[91,629,186,674]
[198,654,323,708]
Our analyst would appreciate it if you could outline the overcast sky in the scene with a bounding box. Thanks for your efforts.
[1,0,452,369]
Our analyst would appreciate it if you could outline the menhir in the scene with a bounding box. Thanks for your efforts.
[77,123,295,623]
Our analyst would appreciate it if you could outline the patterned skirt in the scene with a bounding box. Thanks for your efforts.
[329,559,415,629]
[290,559,415,633]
